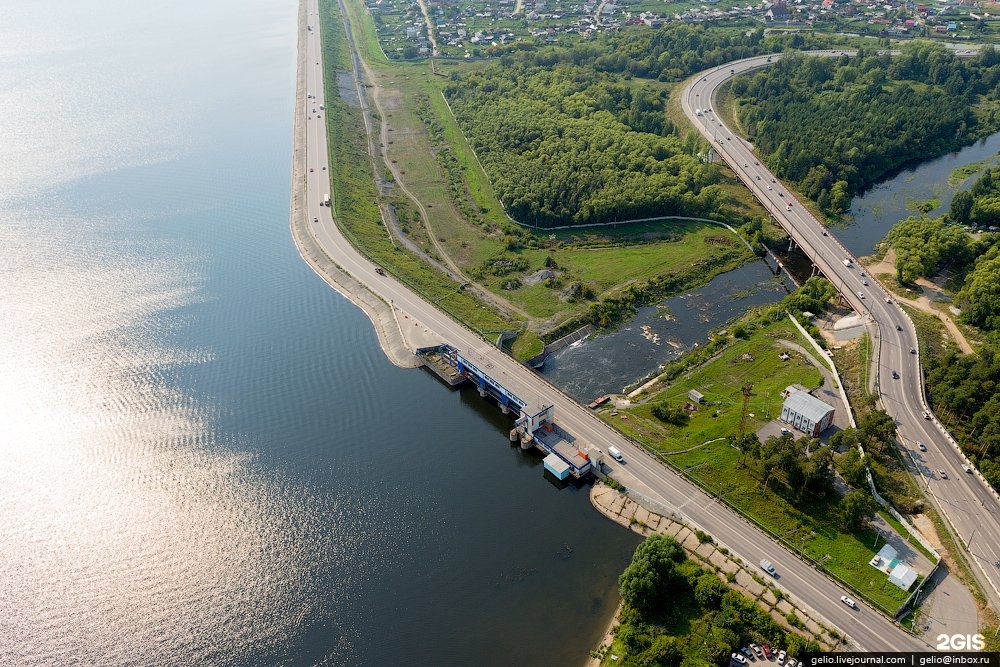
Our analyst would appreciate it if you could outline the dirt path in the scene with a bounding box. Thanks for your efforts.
[416,0,439,56]
[339,0,533,323]
[867,249,974,355]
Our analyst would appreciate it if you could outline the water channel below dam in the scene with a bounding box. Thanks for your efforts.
[543,131,1000,402]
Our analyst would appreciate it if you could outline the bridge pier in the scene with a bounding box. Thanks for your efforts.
[788,238,796,252]
[811,264,818,277]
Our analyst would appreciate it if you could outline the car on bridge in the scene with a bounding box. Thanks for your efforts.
[939,469,949,479]
[840,595,857,609]
[917,441,927,452]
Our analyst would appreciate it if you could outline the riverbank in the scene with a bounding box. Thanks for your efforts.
[288,0,419,369]
[586,482,842,664]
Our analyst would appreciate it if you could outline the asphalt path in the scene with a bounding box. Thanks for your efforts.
[302,11,936,649]
[681,52,1000,613]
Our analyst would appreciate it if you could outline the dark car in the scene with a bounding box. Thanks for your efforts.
[892,370,899,379]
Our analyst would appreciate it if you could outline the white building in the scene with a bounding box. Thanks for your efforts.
[780,391,835,436]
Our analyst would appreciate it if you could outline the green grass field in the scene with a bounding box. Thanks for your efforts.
[607,316,911,614]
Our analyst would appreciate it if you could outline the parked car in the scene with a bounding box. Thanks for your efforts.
[741,647,756,661]
[788,659,798,667]
[732,653,748,665]
[840,595,856,608]
[750,644,763,658]
[777,650,787,665]
[762,644,773,659]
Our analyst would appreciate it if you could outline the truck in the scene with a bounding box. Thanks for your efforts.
[323,193,331,207]
[843,258,853,267]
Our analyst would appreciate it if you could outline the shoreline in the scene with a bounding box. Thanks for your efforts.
[288,0,419,370]
[585,482,843,663]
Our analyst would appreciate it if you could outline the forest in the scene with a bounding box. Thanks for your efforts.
[733,43,1000,216]
[444,63,724,227]
[443,25,859,228]
[485,24,841,81]
[884,166,1000,491]
[610,534,817,666]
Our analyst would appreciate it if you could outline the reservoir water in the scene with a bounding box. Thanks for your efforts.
[0,1,639,665]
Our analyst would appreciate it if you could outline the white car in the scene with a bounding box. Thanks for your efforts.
[777,650,786,665]
[840,595,856,608]
[732,653,748,665]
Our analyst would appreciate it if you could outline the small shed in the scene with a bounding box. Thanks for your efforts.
[688,389,705,404]
[780,391,835,436]
[543,453,571,481]
[889,563,918,591]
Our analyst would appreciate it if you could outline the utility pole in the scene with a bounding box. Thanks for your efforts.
[738,383,754,466]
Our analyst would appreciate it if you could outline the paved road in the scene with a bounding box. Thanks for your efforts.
[681,52,1000,614]
[302,10,933,650]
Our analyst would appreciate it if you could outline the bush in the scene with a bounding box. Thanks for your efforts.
[652,402,689,426]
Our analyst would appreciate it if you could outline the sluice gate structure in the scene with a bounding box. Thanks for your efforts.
[417,344,597,479]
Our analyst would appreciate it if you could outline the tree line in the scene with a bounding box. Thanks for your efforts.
[885,166,1000,491]
[733,43,1000,216]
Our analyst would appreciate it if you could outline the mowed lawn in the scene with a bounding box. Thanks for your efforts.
[608,318,911,614]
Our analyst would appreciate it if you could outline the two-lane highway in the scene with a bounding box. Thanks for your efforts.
[682,53,1000,612]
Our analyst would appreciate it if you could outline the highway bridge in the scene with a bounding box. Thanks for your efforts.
[682,51,1000,614]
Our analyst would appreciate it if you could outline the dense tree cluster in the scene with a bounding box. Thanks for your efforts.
[783,276,837,315]
[748,433,835,501]
[445,63,725,227]
[884,168,1000,492]
[885,216,975,284]
[734,44,1000,215]
[926,349,1000,490]
[615,534,815,666]
[486,24,839,81]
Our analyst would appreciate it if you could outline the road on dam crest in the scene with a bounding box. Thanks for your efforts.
[299,5,987,649]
